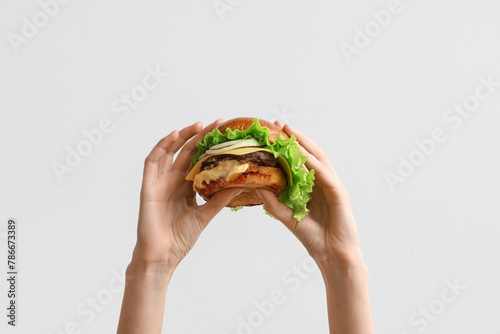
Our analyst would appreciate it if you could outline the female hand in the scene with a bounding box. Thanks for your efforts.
[119,119,372,334]
[133,119,244,269]
[118,119,244,334]
[255,121,364,268]
[256,122,373,334]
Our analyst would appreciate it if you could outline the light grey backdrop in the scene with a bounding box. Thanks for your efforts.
[1,0,499,333]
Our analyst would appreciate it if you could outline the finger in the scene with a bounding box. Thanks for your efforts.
[285,124,338,174]
[255,189,296,229]
[297,143,328,175]
[283,124,329,164]
[146,121,201,165]
[274,120,284,129]
[143,130,180,179]
[296,143,346,194]
[172,118,224,173]
[158,122,204,174]
[196,188,244,227]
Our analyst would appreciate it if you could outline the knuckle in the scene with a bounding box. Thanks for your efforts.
[290,220,299,233]
[144,154,161,166]
[336,184,350,201]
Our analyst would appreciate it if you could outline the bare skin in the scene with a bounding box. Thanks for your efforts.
[117,119,373,334]
[117,119,244,334]
[256,121,374,334]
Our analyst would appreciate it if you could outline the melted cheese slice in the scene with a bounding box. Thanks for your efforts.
[186,147,273,181]
[185,146,293,186]
[193,161,249,189]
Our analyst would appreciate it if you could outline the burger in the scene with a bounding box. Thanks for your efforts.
[185,117,315,221]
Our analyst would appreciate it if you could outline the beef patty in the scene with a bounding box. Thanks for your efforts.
[200,151,278,171]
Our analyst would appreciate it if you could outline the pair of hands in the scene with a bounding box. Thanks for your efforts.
[132,119,364,271]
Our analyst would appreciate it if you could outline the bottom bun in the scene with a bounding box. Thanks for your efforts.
[227,189,266,207]
[195,165,287,207]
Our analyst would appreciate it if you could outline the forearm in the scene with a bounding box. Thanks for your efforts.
[117,258,176,334]
[318,258,374,334]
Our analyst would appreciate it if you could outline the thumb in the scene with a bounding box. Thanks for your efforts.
[197,188,244,226]
[255,189,296,228]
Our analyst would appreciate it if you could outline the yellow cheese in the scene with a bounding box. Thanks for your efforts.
[185,147,273,181]
[193,161,249,189]
[185,146,293,186]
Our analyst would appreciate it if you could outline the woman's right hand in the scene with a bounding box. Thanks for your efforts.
[255,122,365,269]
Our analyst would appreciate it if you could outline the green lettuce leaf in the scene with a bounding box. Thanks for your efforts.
[193,118,315,221]
[192,119,271,164]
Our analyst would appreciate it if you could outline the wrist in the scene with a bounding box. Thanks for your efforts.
[126,256,177,291]
[131,240,182,269]
[315,253,368,282]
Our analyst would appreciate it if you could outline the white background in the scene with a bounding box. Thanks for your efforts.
[1,0,500,333]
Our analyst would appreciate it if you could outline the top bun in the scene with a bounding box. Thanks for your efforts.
[217,117,289,143]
